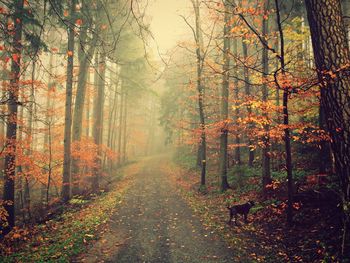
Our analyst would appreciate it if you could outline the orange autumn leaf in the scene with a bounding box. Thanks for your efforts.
[76,19,83,26]
[12,53,20,63]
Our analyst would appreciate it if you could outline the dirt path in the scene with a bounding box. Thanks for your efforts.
[78,156,235,263]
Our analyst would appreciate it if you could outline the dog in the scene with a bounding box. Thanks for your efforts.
[227,201,255,226]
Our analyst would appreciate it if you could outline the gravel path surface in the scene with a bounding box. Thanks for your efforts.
[81,157,235,263]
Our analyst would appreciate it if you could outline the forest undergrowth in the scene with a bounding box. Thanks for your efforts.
[168,151,345,262]
[0,160,143,262]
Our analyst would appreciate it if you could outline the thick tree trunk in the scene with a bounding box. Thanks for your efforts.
[61,0,76,202]
[262,0,272,197]
[219,0,231,192]
[305,0,350,255]
[71,24,98,195]
[2,0,24,234]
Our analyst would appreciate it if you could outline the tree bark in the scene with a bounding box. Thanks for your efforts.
[2,0,24,234]
[242,38,254,167]
[262,0,272,198]
[305,0,350,255]
[92,53,106,192]
[107,74,119,171]
[71,25,97,195]
[122,93,128,164]
[61,0,76,202]
[275,0,294,226]
[191,0,207,188]
[219,0,231,191]
[117,83,124,166]
[232,38,242,165]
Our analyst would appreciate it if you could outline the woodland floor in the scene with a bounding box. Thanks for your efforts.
[1,154,344,262]
[76,156,235,263]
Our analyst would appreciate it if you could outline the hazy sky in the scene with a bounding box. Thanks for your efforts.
[148,0,192,54]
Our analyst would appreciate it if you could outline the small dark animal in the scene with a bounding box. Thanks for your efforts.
[227,201,255,226]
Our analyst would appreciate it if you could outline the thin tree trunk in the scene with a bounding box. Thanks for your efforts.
[44,52,54,206]
[108,77,119,171]
[262,0,272,198]
[122,93,128,164]
[242,38,254,167]
[0,63,6,180]
[117,84,124,166]
[232,38,242,165]
[191,0,206,188]
[61,0,76,202]
[17,100,24,222]
[46,124,53,205]
[219,0,231,191]
[275,0,294,226]
[92,53,106,192]
[85,72,91,138]
[41,52,53,206]
[23,60,37,221]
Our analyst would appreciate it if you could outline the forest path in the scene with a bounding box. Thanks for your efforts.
[78,155,235,263]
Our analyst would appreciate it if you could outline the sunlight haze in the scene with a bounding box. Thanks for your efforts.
[148,0,191,54]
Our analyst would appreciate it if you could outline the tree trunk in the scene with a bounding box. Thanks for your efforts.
[242,38,254,167]
[275,0,294,226]
[219,0,231,192]
[43,52,54,206]
[122,93,128,164]
[61,0,76,202]
[108,75,119,171]
[341,0,350,40]
[305,0,350,255]
[191,0,207,188]
[0,64,7,181]
[85,72,91,137]
[17,99,24,221]
[232,38,242,165]
[262,0,272,198]
[319,102,333,174]
[117,83,124,166]
[71,10,98,195]
[92,53,106,192]
[23,61,37,221]
[109,96,118,171]
[2,0,24,234]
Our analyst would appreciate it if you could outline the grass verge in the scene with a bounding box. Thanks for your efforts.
[0,162,142,263]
